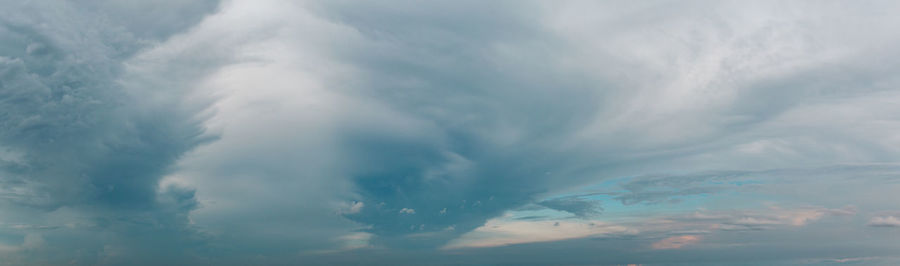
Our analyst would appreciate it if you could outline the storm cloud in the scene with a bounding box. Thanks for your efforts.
[4,0,900,265]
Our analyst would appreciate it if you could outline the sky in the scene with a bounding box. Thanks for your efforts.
[2,0,900,265]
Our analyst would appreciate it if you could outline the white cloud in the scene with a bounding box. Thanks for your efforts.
[444,205,855,250]
[348,201,364,214]
[868,216,900,228]
[444,218,633,249]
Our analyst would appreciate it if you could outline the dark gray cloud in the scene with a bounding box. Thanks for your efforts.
[536,197,603,218]
[307,0,605,247]
[201,0,900,257]
[0,0,220,264]
[302,0,900,250]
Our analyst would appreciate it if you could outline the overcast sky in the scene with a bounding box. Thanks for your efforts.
[3,0,900,265]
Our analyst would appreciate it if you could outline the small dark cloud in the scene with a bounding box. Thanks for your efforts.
[537,197,603,218]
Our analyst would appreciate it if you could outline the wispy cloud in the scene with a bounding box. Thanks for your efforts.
[651,235,702,250]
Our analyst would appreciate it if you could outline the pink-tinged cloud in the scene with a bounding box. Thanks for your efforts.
[651,235,702,250]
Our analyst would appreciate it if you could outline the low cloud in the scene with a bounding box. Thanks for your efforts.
[536,197,602,218]
[442,203,853,251]
[444,219,632,249]
[343,201,364,214]
[868,216,900,228]
[669,206,857,231]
